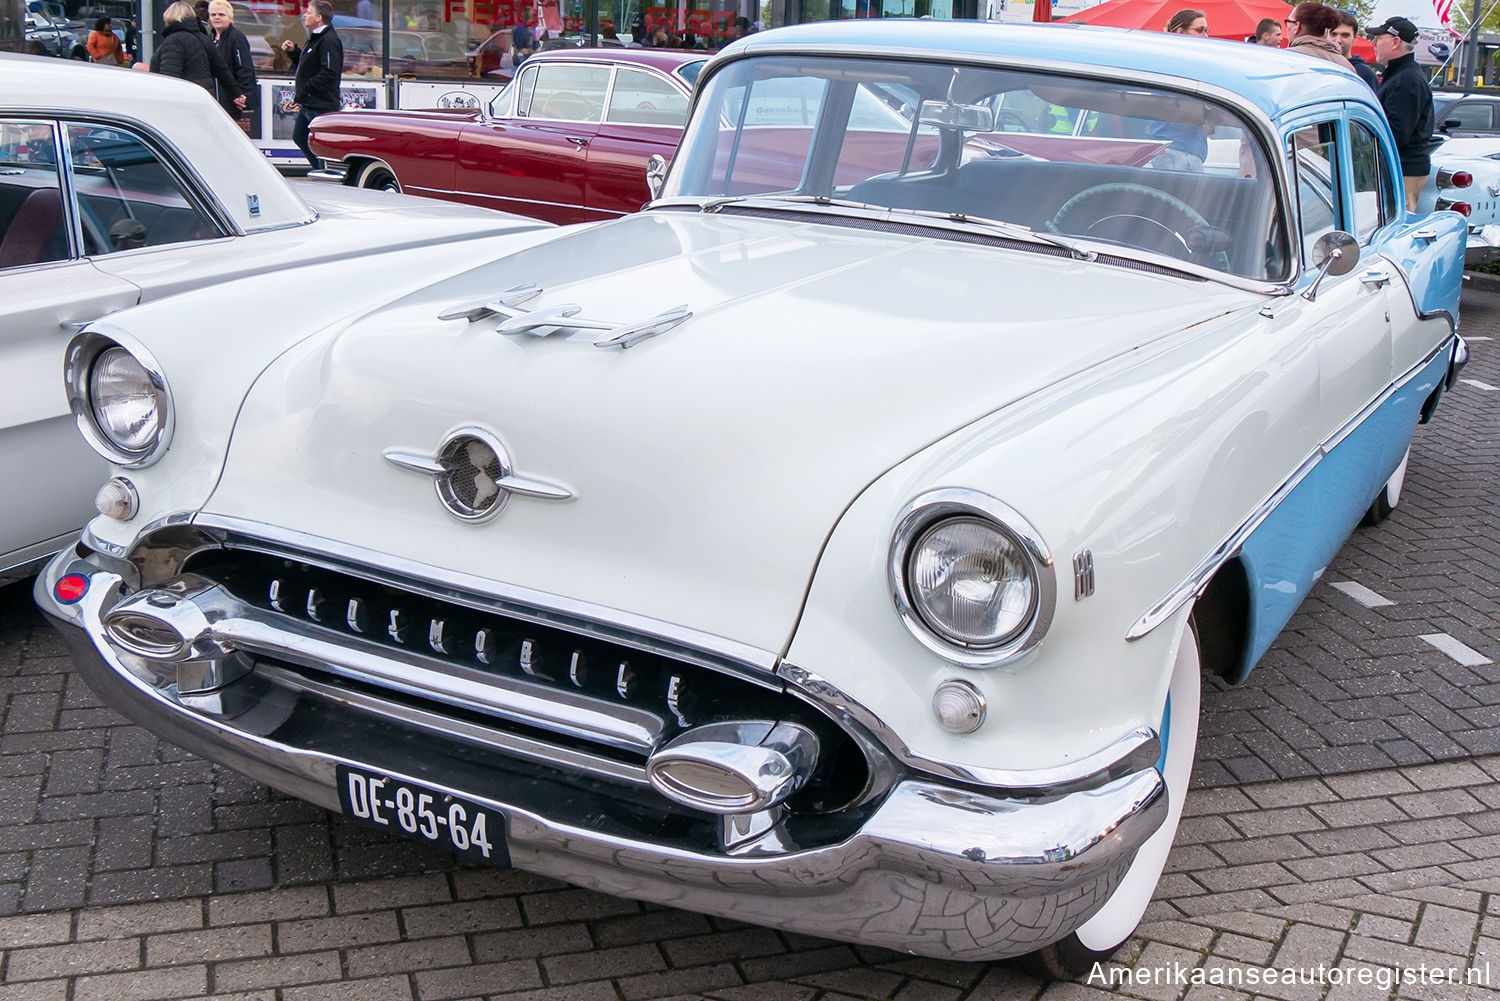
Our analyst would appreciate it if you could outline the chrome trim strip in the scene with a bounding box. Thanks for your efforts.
[887,488,1057,668]
[181,515,784,681]
[257,663,651,787]
[780,661,1160,790]
[1127,336,1455,640]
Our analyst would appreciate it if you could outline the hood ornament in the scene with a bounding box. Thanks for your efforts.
[385,426,573,523]
[438,282,691,350]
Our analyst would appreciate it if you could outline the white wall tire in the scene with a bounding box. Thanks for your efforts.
[1362,445,1409,526]
[356,161,401,193]
[1019,622,1201,978]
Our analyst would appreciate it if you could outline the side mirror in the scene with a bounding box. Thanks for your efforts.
[1442,118,1460,132]
[1302,230,1359,301]
[645,153,668,200]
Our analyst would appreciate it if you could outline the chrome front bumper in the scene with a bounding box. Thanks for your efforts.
[36,545,1167,961]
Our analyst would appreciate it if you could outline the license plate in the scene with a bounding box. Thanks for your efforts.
[336,764,510,865]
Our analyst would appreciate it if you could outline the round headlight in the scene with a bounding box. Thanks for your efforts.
[890,490,1057,668]
[908,516,1036,647]
[90,347,161,453]
[64,329,174,468]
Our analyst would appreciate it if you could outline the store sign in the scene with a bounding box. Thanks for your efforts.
[1414,26,1457,66]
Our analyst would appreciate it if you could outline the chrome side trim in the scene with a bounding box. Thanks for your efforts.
[1127,336,1454,641]
[180,515,784,681]
[780,661,1160,791]
[257,663,651,787]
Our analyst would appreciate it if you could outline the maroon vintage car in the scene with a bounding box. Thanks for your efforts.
[308,49,705,225]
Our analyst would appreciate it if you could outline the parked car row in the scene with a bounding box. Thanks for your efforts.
[11,22,1469,978]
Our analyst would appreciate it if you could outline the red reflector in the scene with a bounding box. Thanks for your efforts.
[54,574,89,604]
[1451,202,1473,217]
[1438,168,1474,188]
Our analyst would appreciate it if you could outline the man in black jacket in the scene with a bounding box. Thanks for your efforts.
[1369,16,1435,211]
[280,0,343,169]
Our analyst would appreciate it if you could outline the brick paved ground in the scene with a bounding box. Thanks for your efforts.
[0,290,1498,1000]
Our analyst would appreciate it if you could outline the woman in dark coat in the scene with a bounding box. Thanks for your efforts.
[207,0,256,127]
[149,0,244,113]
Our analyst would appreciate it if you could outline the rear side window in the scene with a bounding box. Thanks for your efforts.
[1349,121,1392,243]
[64,123,222,255]
[0,121,68,270]
[606,68,688,127]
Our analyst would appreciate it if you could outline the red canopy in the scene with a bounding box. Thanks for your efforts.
[1065,0,1292,41]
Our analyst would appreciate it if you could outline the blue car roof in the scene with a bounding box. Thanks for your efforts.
[727,20,1380,124]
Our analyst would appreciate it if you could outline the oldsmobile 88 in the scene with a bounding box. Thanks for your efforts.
[35,21,1467,976]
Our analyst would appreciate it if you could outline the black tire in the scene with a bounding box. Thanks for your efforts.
[356,162,401,193]
[1361,445,1409,526]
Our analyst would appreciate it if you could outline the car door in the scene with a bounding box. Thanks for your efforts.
[585,66,688,217]
[0,120,139,575]
[456,60,608,224]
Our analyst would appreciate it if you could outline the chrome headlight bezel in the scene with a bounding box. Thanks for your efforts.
[64,326,175,469]
[888,489,1056,668]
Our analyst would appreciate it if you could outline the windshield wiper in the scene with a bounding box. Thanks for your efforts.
[892,207,1098,262]
[696,194,1096,261]
[699,193,879,214]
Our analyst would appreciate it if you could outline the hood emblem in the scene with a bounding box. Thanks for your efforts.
[437,281,691,350]
[384,426,573,523]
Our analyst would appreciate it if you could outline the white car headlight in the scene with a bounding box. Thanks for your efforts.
[64,329,174,468]
[890,490,1056,667]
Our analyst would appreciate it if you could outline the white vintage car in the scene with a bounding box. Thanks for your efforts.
[36,23,1468,976]
[0,53,546,585]
[1418,135,1500,264]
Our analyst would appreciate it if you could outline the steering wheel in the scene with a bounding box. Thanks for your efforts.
[1046,182,1211,262]
[636,101,657,111]
[540,91,590,119]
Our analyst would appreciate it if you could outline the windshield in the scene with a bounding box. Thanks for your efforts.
[666,55,1287,281]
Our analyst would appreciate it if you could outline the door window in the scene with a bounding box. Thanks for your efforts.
[63,123,221,256]
[524,64,611,123]
[1289,122,1340,264]
[1442,101,1493,131]
[1349,121,1392,244]
[0,121,69,270]
[606,68,689,127]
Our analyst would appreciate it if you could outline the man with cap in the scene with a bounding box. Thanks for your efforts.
[1369,16,1435,211]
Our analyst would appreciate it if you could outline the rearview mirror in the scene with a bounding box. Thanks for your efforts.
[1303,230,1359,301]
[918,100,994,132]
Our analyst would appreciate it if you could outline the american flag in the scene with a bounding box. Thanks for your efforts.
[1433,0,1454,31]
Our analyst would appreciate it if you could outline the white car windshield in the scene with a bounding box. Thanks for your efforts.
[665,55,1288,281]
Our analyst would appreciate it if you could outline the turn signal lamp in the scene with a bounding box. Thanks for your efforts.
[1437,168,1474,189]
[1436,199,1473,217]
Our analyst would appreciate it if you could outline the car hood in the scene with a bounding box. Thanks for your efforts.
[207,210,1259,654]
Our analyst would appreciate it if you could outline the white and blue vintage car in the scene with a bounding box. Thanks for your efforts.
[36,22,1467,975]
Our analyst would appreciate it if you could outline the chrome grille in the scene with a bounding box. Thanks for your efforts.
[180,548,872,815]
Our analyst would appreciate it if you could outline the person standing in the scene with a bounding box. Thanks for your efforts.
[150,1,245,111]
[280,1,343,170]
[510,18,534,66]
[1164,8,1208,35]
[209,0,257,131]
[87,16,124,63]
[1333,10,1379,90]
[1285,3,1355,71]
[122,16,140,60]
[1369,16,1435,211]
[1252,17,1281,46]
